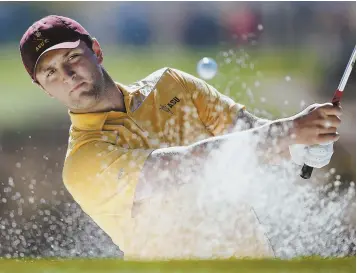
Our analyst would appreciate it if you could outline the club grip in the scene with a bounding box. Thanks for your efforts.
[300,164,313,179]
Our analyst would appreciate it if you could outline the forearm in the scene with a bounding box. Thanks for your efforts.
[188,117,295,164]
[253,118,295,164]
[227,109,293,163]
[136,118,295,202]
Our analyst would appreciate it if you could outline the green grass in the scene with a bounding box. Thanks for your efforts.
[0,44,322,130]
[0,257,355,273]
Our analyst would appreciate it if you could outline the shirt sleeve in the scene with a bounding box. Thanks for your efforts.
[63,137,153,249]
[170,68,245,136]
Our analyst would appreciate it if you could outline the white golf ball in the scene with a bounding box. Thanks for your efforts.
[197,57,218,80]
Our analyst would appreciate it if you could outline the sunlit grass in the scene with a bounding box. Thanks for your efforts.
[0,257,355,273]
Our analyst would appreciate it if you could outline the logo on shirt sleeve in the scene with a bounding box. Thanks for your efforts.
[159,96,180,114]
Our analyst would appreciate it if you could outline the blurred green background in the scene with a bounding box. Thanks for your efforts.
[1,46,324,129]
[0,1,355,259]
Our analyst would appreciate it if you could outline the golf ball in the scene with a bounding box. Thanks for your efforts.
[197,57,218,80]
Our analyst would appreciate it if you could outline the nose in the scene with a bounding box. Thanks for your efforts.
[62,65,76,84]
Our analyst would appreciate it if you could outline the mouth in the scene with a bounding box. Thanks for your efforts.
[70,82,85,93]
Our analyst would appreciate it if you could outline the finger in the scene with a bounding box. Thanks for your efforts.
[336,103,342,114]
[333,102,343,113]
[318,103,342,116]
[317,126,337,135]
[315,115,341,128]
[326,116,341,128]
[317,133,340,144]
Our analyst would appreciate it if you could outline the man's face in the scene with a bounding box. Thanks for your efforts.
[35,41,105,112]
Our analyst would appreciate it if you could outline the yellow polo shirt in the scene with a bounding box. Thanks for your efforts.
[63,67,245,251]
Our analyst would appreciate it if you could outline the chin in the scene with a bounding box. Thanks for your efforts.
[70,88,102,110]
[71,98,98,112]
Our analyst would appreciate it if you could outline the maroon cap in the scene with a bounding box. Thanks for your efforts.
[20,15,93,83]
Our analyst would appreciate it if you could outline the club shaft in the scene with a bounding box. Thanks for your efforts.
[338,46,356,92]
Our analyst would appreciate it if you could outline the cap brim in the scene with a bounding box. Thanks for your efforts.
[33,40,81,79]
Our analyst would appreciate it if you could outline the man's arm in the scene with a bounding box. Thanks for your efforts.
[136,103,342,202]
[233,109,270,130]
[136,116,293,202]
[230,108,290,163]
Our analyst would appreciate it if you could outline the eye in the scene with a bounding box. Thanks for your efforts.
[47,69,56,78]
[68,54,80,61]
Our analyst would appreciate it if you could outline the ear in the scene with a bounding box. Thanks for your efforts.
[91,38,103,64]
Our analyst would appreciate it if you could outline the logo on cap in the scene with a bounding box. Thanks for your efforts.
[33,31,50,52]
